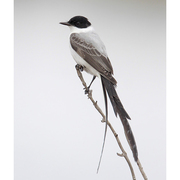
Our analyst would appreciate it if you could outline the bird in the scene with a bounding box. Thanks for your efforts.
[60,16,138,171]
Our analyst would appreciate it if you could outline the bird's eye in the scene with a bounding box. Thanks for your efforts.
[76,22,80,26]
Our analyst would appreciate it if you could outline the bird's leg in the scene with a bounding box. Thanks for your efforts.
[84,76,96,94]
[75,64,84,72]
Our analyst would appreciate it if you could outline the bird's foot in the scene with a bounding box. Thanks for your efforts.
[84,86,90,94]
[75,64,84,72]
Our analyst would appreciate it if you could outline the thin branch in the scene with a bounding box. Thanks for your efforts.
[75,66,148,180]
[137,159,148,180]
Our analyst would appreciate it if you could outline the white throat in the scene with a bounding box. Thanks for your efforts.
[69,25,94,34]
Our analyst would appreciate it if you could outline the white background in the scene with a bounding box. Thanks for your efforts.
[0,0,172,180]
[14,0,165,179]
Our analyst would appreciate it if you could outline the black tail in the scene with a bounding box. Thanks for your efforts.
[101,75,138,162]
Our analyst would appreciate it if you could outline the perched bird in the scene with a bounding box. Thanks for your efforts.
[60,16,138,171]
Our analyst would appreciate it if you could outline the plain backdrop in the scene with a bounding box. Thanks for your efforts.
[15,0,166,179]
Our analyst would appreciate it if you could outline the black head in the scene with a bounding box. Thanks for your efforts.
[60,16,91,28]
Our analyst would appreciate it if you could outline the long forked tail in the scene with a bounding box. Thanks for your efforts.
[101,75,138,162]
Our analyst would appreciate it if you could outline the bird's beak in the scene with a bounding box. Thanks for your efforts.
[59,22,71,26]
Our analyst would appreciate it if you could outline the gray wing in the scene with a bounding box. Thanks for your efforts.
[70,33,117,85]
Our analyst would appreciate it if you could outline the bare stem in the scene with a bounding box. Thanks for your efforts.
[137,159,148,180]
[75,67,148,180]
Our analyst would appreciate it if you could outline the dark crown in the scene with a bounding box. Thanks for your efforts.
[68,16,91,28]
